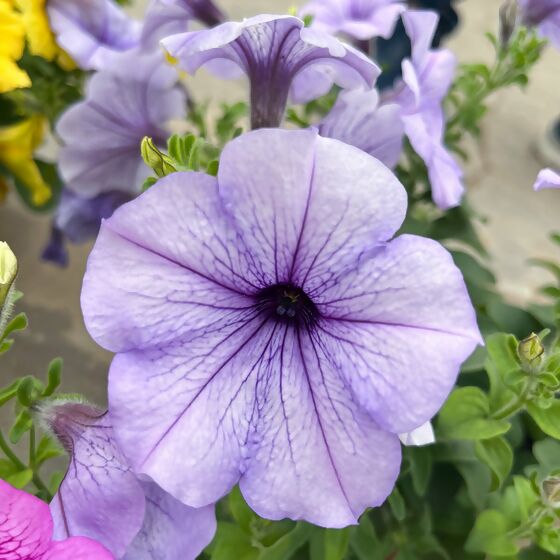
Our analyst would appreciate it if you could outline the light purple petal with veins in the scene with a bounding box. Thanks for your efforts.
[82,128,480,527]
[534,168,560,190]
[47,0,141,70]
[319,87,404,168]
[161,14,379,128]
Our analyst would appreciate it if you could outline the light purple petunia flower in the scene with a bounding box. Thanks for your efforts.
[81,128,481,528]
[533,168,560,189]
[47,0,142,70]
[161,14,380,128]
[319,87,404,169]
[390,10,463,210]
[300,0,406,40]
[41,401,216,560]
[519,0,560,49]
[56,52,186,199]
[0,479,114,559]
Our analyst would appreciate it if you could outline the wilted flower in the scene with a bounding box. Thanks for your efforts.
[56,52,186,199]
[500,0,519,48]
[542,476,560,508]
[82,128,481,527]
[40,401,216,559]
[300,0,406,40]
[319,86,404,168]
[47,0,142,70]
[162,14,379,128]
[0,241,17,312]
[519,0,560,49]
[0,479,114,559]
[533,168,560,190]
[391,10,464,210]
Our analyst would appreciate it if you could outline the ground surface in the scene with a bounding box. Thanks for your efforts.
[0,0,558,421]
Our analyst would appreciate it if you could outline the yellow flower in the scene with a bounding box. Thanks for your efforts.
[0,0,31,93]
[0,116,51,206]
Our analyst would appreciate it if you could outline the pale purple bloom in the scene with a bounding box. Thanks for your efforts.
[519,0,560,49]
[81,128,481,527]
[319,87,404,169]
[391,10,463,210]
[301,0,405,40]
[534,168,560,189]
[0,479,114,560]
[47,0,142,70]
[56,52,186,199]
[42,401,216,560]
[162,14,379,128]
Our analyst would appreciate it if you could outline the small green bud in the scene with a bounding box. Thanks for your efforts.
[542,476,560,508]
[0,241,17,307]
[518,332,544,372]
[140,137,177,178]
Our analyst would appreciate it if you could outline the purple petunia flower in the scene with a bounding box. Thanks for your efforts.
[0,479,114,559]
[81,128,481,528]
[389,10,463,210]
[300,0,406,41]
[161,14,379,129]
[519,0,560,49]
[533,168,560,189]
[41,401,216,560]
[56,52,186,199]
[319,87,404,169]
[47,0,142,70]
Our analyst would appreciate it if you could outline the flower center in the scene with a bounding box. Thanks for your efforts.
[256,283,318,326]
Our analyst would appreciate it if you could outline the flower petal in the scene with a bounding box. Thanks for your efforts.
[534,168,560,190]
[44,538,115,560]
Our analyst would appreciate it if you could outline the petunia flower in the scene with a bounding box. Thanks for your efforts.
[519,0,560,49]
[47,0,142,70]
[39,400,216,560]
[0,478,114,559]
[0,0,31,93]
[81,128,481,528]
[162,14,379,129]
[319,86,404,169]
[300,0,406,41]
[533,168,560,190]
[56,52,186,199]
[390,10,464,210]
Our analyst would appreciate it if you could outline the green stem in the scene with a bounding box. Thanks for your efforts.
[29,426,36,469]
[491,378,534,420]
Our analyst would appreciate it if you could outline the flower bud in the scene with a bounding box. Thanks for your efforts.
[140,137,176,178]
[499,0,518,49]
[518,332,544,372]
[542,476,560,508]
[0,241,17,309]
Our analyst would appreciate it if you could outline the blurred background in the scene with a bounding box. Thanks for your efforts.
[0,0,559,415]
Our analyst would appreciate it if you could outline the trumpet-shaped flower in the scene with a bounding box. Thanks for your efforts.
[0,0,30,93]
[0,479,114,559]
[40,401,216,560]
[533,168,560,189]
[47,0,141,70]
[56,52,186,198]
[301,0,406,40]
[519,0,560,49]
[162,14,379,128]
[81,128,481,528]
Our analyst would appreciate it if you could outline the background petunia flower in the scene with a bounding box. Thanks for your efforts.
[56,52,186,199]
[300,0,406,41]
[81,128,481,528]
[47,0,142,70]
[533,167,560,189]
[391,10,463,210]
[0,479,114,559]
[319,86,404,169]
[519,0,560,49]
[162,14,379,128]
[40,401,216,560]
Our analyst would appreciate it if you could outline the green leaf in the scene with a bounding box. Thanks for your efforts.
[533,440,560,471]
[6,468,34,489]
[456,460,492,510]
[409,446,432,496]
[0,458,19,479]
[475,437,513,491]
[0,379,19,406]
[388,487,406,521]
[9,409,32,444]
[259,523,312,560]
[527,401,560,439]
[35,435,64,466]
[49,471,65,495]
[350,516,388,560]
[16,376,37,407]
[228,486,255,533]
[438,387,510,440]
[211,522,257,560]
[310,528,351,560]
[1,312,28,339]
[43,358,63,396]
[465,510,518,556]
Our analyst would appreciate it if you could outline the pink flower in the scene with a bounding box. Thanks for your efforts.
[0,479,114,560]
